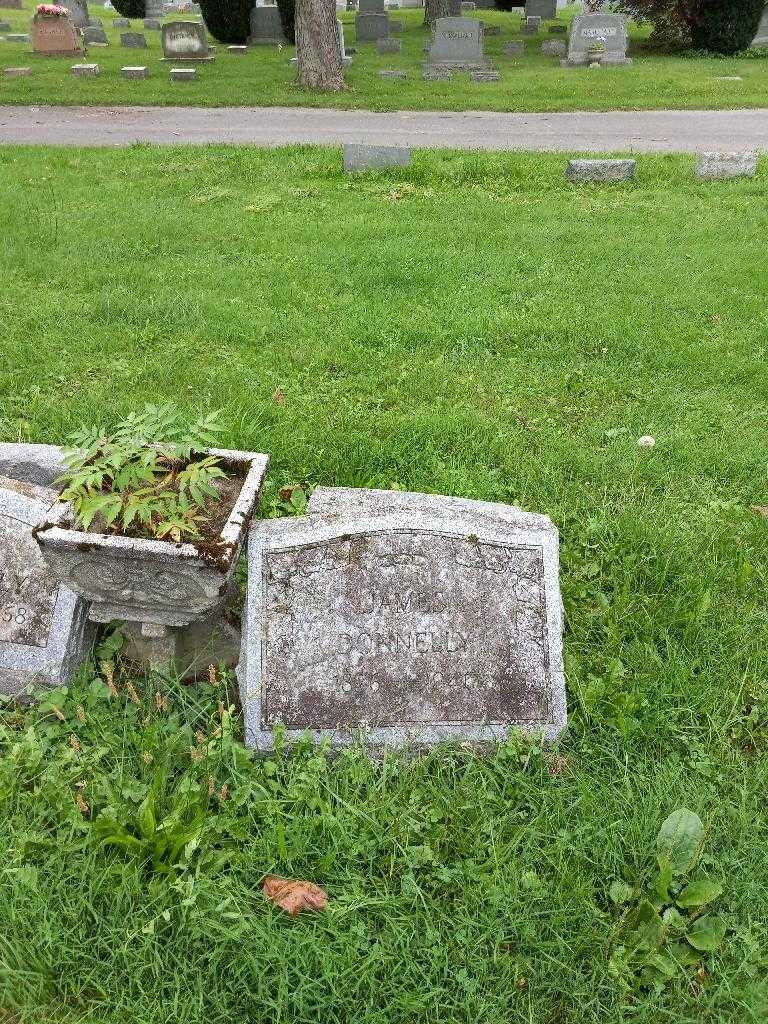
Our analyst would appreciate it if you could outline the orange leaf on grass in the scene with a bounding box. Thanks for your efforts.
[263,876,328,917]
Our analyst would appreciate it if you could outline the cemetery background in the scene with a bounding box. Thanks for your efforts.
[1,4,768,111]
[1,141,767,1021]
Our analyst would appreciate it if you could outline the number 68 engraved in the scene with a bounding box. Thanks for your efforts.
[1,603,30,626]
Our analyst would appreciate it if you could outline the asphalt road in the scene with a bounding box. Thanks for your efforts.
[2,104,768,151]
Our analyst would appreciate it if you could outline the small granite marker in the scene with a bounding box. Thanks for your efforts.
[541,38,565,56]
[522,15,540,34]
[121,31,147,47]
[239,489,566,749]
[566,158,636,183]
[377,37,400,53]
[425,16,490,72]
[121,64,148,78]
[0,478,92,697]
[112,16,130,27]
[72,62,100,75]
[170,65,196,80]
[227,44,247,53]
[563,12,631,66]
[143,17,161,29]
[6,33,30,42]
[83,25,109,44]
[696,152,758,180]
[343,144,411,173]
[503,40,524,56]
[4,66,32,77]
[379,68,406,78]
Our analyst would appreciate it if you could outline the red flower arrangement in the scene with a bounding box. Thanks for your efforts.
[35,3,69,15]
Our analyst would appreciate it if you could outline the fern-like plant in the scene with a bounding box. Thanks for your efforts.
[58,404,228,543]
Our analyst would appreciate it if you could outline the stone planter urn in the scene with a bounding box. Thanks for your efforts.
[34,448,269,670]
[587,44,605,66]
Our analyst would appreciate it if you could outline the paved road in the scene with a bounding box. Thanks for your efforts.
[2,105,768,151]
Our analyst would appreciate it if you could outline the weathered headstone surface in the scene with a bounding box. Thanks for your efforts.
[526,0,555,17]
[422,66,453,81]
[121,63,148,77]
[6,32,30,41]
[504,40,524,56]
[65,0,89,27]
[566,158,636,183]
[170,65,196,79]
[121,31,147,46]
[426,17,488,70]
[355,12,389,41]
[696,152,758,180]
[0,443,65,487]
[31,13,82,55]
[249,5,285,44]
[447,0,462,14]
[752,6,768,46]
[72,61,99,74]
[549,23,566,34]
[227,43,247,53]
[563,13,631,65]
[83,25,108,44]
[143,17,161,29]
[161,19,212,58]
[541,38,565,56]
[522,15,540,33]
[377,36,400,53]
[112,16,130,27]
[239,495,566,749]
[0,479,92,697]
[5,66,32,76]
[471,68,500,81]
[359,0,384,11]
[343,143,411,173]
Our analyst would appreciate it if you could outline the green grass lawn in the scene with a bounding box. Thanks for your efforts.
[0,7,767,111]
[1,144,768,1022]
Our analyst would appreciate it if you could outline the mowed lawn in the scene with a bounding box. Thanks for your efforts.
[1,145,768,1023]
[0,7,767,110]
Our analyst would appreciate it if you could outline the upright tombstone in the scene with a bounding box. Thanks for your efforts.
[249,4,285,44]
[0,478,92,697]
[145,0,164,15]
[31,10,82,56]
[426,16,489,71]
[752,5,768,46]
[563,12,631,65]
[64,0,89,27]
[83,24,108,44]
[239,491,566,749]
[121,30,147,46]
[355,11,389,41]
[526,0,555,19]
[359,0,384,11]
[160,19,213,58]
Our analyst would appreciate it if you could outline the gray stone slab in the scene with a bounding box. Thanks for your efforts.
[227,44,248,53]
[121,64,148,77]
[144,17,161,29]
[379,68,406,78]
[355,12,389,41]
[427,16,487,69]
[566,158,636,182]
[121,31,147,47]
[526,0,555,18]
[541,38,565,56]
[65,0,89,28]
[239,503,566,750]
[4,66,32,76]
[161,19,212,59]
[359,0,384,11]
[0,480,92,697]
[249,5,285,44]
[522,15,540,33]
[549,23,566,34]
[112,17,130,27]
[6,33,30,42]
[504,40,524,56]
[376,37,400,53]
[389,19,402,33]
[83,26,108,44]
[564,12,631,65]
[87,16,103,26]
[422,67,453,81]
[343,143,411,173]
[752,5,768,46]
[471,69,500,81]
[0,443,66,487]
[696,151,758,180]
[72,62,100,75]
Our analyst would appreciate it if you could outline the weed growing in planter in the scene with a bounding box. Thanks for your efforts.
[608,808,726,994]
[59,404,227,543]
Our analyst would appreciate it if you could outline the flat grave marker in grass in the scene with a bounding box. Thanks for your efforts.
[566,157,636,182]
[240,491,566,750]
[343,142,411,172]
[0,477,92,697]
[696,151,758,180]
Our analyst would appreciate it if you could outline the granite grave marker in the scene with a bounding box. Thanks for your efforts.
[239,493,566,748]
[31,12,82,56]
[426,16,488,70]
[563,12,631,65]
[249,5,285,44]
[161,19,212,58]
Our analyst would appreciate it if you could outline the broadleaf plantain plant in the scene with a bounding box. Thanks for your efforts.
[58,404,228,543]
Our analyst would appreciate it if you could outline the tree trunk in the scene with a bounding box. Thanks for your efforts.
[295,0,344,92]
[424,0,449,30]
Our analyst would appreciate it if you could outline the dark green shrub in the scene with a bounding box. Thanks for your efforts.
[199,0,251,44]
[689,0,765,55]
[110,0,145,18]
[276,0,295,45]
[494,0,518,10]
